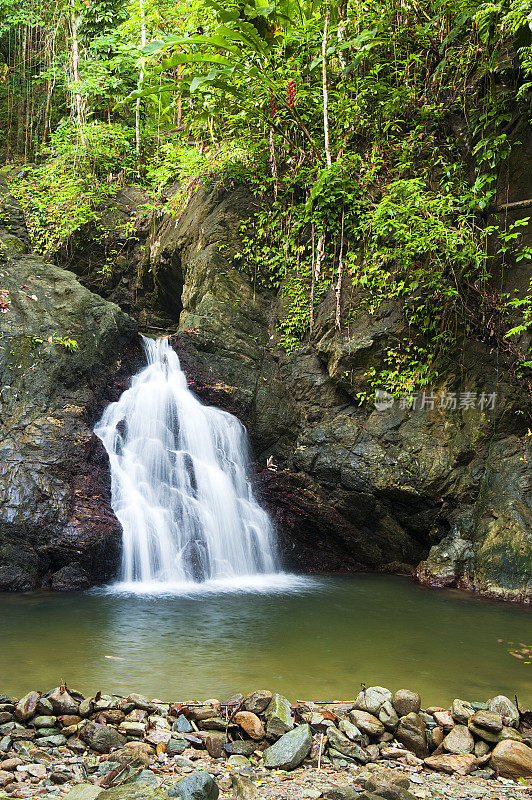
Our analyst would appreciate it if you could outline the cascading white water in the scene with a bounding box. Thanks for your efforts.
[94,336,280,590]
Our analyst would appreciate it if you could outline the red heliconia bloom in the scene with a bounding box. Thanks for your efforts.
[287,79,296,108]
[269,92,276,120]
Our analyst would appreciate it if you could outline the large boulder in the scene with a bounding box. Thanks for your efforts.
[262,724,312,770]
[0,185,138,591]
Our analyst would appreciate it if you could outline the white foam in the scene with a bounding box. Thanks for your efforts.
[97,572,317,597]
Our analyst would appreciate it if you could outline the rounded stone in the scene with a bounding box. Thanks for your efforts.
[168,772,219,800]
[451,699,474,725]
[233,711,265,741]
[491,740,532,779]
[392,690,421,717]
[488,696,519,728]
[349,709,385,738]
[354,687,392,716]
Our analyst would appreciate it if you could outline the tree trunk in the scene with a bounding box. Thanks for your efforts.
[322,0,332,167]
[335,209,345,331]
[135,0,147,164]
[70,0,85,141]
[337,0,348,71]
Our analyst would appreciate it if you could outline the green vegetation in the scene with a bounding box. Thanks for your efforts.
[2,0,532,391]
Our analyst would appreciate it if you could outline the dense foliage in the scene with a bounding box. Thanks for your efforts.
[1,0,532,393]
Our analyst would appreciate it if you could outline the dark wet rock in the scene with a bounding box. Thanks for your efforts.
[396,714,428,758]
[173,715,193,734]
[223,741,256,756]
[51,564,91,591]
[3,162,532,599]
[48,687,79,715]
[243,691,272,715]
[0,188,138,591]
[262,724,312,770]
[168,771,219,799]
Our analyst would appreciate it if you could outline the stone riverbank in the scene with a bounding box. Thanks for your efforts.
[1,686,531,800]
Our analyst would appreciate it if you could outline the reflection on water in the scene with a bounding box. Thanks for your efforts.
[1,575,531,706]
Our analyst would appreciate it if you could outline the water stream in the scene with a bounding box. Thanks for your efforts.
[94,336,279,591]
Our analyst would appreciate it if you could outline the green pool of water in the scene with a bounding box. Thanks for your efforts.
[1,575,531,706]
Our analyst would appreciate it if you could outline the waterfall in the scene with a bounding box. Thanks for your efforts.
[94,336,280,590]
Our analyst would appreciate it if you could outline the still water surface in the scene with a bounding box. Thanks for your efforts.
[1,575,531,706]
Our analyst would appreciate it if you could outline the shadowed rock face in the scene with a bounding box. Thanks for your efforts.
[135,185,530,601]
[3,178,532,599]
[0,185,140,590]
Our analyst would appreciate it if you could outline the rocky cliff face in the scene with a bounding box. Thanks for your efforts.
[0,183,139,590]
[2,173,531,600]
[55,180,532,602]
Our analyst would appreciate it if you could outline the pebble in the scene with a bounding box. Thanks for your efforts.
[0,683,525,800]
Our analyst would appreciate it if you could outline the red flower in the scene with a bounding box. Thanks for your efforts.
[269,93,276,119]
[287,79,296,108]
